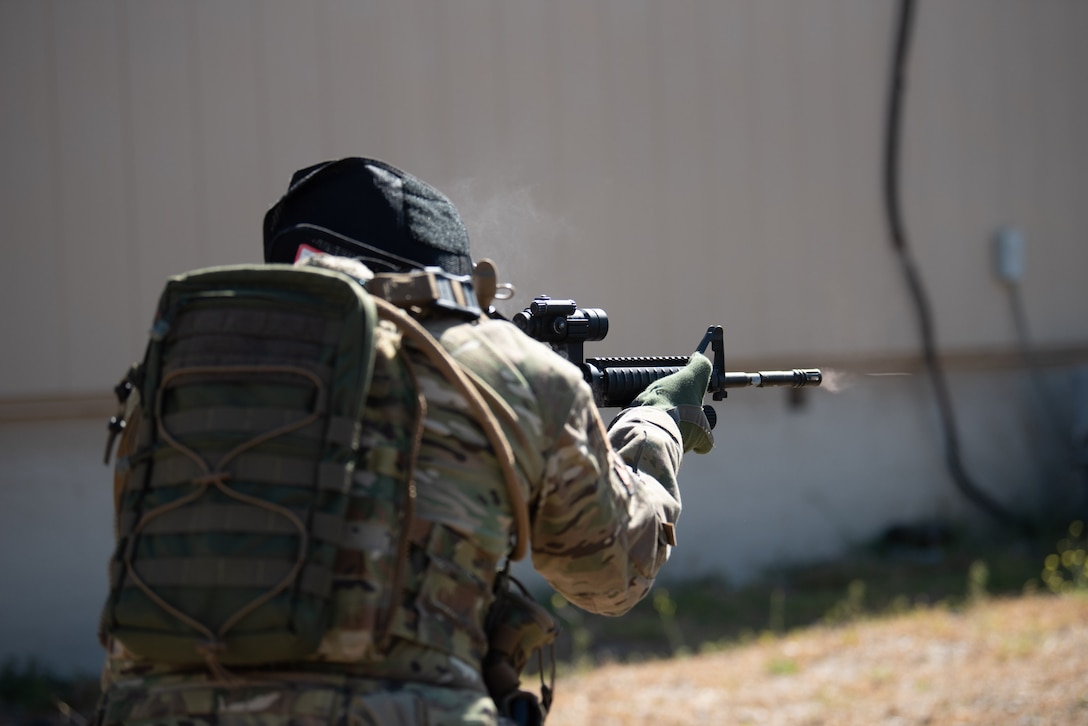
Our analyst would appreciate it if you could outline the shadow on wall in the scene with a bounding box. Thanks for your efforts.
[3,364,1086,675]
[0,419,115,676]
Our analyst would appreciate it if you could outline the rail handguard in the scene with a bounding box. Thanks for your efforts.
[512,296,823,425]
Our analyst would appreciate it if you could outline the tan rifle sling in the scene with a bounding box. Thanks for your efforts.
[371,296,531,561]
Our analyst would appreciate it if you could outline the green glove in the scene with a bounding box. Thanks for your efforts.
[632,353,715,454]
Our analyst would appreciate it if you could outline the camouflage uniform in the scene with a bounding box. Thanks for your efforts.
[98,155,687,724]
[97,308,684,725]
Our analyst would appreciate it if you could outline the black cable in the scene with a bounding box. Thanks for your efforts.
[883,0,1033,535]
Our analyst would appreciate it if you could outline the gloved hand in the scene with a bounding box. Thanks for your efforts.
[632,353,715,454]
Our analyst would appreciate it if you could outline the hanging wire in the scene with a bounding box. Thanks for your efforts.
[882,0,1034,535]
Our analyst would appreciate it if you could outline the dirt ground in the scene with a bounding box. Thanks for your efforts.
[545,593,1088,726]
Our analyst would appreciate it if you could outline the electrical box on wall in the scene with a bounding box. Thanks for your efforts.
[994,227,1025,284]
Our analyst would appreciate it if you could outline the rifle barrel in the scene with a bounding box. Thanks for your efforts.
[583,359,823,408]
[720,369,823,389]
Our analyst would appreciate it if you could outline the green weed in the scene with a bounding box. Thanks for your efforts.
[1040,520,1088,594]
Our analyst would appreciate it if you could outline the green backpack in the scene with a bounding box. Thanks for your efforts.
[100,263,377,669]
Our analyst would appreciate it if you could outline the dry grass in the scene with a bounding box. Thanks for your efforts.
[546,593,1088,725]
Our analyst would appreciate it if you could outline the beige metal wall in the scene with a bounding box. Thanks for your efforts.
[2,0,1087,672]
[3,0,1086,401]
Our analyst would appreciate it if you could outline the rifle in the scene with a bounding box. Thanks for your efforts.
[511,295,823,425]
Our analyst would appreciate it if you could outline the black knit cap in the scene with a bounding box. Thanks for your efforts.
[262,157,472,276]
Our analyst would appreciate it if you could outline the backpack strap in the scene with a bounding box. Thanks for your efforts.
[371,296,531,561]
[369,267,482,320]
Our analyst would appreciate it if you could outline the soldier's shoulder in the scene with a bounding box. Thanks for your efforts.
[446,318,585,386]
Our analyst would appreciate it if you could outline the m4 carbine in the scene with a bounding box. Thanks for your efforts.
[512,296,823,426]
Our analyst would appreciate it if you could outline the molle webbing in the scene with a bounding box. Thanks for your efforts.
[115,505,346,541]
[124,449,393,491]
[156,407,359,448]
[109,557,334,597]
[102,261,529,678]
[167,306,345,349]
[383,517,500,662]
[304,298,528,668]
[103,264,378,669]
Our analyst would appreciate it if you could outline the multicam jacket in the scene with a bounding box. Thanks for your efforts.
[96,311,685,726]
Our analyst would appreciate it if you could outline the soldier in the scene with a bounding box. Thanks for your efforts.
[95,157,713,725]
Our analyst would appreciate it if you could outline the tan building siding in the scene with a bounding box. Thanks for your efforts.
[906,1,1088,351]
[3,1,1086,400]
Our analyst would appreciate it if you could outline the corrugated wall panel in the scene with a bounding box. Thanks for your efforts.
[0,1,66,395]
[657,0,715,318]
[991,0,1039,232]
[192,0,267,268]
[434,2,507,181]
[597,0,662,306]
[778,1,845,355]
[342,0,456,182]
[552,0,615,262]
[322,2,406,166]
[907,1,1088,351]
[835,0,910,360]
[1,0,1086,393]
[699,2,766,355]
[657,0,722,343]
[459,2,564,288]
[256,2,329,188]
[51,2,131,393]
[1030,1,1087,342]
[124,2,207,352]
[908,1,1014,350]
[747,1,807,354]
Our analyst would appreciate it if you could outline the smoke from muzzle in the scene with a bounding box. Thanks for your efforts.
[819,369,912,394]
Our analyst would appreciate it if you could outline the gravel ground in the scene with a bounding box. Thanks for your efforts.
[546,593,1088,726]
